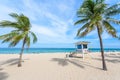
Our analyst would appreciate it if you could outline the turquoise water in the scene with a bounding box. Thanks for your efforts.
[0,48,120,54]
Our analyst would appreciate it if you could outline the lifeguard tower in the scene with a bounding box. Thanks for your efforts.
[75,41,90,59]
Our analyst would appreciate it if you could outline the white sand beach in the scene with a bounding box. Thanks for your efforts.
[0,52,120,80]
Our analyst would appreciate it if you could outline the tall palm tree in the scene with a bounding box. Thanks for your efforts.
[0,13,37,67]
[75,0,120,70]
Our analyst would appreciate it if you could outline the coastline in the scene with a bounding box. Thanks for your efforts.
[0,48,120,54]
[0,51,120,54]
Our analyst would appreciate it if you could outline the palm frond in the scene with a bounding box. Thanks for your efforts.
[74,18,89,25]
[103,20,117,38]
[106,3,120,11]
[19,14,31,29]
[30,31,37,43]
[8,40,20,47]
[2,36,13,43]
[77,0,95,17]
[0,21,20,28]
[106,17,120,24]
[0,32,21,47]
[25,36,30,48]
[11,30,21,33]
[0,32,19,40]
[0,33,11,40]
[77,8,93,16]
[96,22,103,34]
[0,12,37,48]
[105,3,120,16]
[94,3,107,13]
[9,13,19,20]
[77,23,90,36]
[1,33,18,43]
[8,33,26,47]
[77,24,95,37]
[105,8,120,16]
[13,34,24,42]
[96,0,105,3]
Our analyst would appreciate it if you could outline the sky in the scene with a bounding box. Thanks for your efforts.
[0,0,120,48]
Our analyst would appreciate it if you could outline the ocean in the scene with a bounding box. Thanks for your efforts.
[0,48,120,54]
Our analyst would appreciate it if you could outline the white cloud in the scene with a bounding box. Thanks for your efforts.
[1,0,119,48]
[0,4,16,20]
[31,24,59,37]
[21,0,76,43]
[102,33,110,39]
[0,0,76,44]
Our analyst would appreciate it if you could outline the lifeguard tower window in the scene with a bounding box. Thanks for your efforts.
[83,44,87,49]
[77,45,82,49]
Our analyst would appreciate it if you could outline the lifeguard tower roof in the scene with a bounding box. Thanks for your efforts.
[75,41,90,45]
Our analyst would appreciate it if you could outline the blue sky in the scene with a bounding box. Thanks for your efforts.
[0,0,120,48]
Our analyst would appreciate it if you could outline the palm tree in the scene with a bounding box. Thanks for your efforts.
[0,13,37,67]
[75,0,120,70]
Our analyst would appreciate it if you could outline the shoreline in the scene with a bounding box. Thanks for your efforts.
[0,51,120,54]
[0,48,120,54]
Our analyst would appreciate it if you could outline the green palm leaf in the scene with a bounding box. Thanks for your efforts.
[0,13,37,48]
[0,13,38,67]
[74,18,89,25]
[105,8,120,16]
[9,13,19,20]
[105,3,120,16]
[74,0,119,70]
[30,31,37,43]
[103,20,117,38]
[77,23,90,36]
[106,17,120,24]
[0,21,20,29]
[25,36,30,48]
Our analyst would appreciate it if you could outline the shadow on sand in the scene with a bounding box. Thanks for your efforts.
[0,72,8,80]
[0,67,3,71]
[0,58,29,66]
[52,58,85,68]
[0,66,9,80]
[51,58,102,70]
[94,54,120,63]
[0,57,29,80]
[0,57,30,80]
[1,58,19,66]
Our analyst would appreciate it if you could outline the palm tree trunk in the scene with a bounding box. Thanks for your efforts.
[18,38,26,67]
[97,26,107,71]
